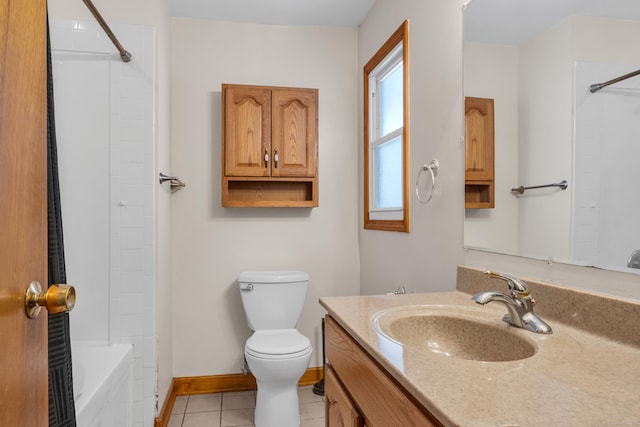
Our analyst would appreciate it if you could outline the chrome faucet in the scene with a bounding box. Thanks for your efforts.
[472,271,552,334]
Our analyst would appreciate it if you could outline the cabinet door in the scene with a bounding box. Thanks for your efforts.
[326,366,364,427]
[271,88,318,177]
[224,85,271,177]
[464,97,494,181]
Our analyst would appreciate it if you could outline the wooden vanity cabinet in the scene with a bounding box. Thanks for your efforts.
[222,84,318,207]
[325,366,364,427]
[324,315,443,427]
[464,96,495,208]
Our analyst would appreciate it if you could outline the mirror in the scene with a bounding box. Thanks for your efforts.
[463,0,640,274]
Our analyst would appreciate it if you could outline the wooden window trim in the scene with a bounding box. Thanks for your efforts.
[363,20,410,232]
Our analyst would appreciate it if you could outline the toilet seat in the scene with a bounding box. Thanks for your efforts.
[246,329,311,360]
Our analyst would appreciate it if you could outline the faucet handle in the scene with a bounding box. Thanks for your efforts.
[485,271,531,299]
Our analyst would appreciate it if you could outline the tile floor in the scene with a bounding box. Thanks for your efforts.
[168,386,325,427]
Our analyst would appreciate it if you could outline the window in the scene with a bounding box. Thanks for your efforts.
[364,20,409,232]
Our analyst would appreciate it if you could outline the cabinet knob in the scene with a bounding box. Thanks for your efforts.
[264,149,269,168]
[274,149,278,168]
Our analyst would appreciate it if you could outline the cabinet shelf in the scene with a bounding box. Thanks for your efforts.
[465,181,494,209]
[222,177,317,208]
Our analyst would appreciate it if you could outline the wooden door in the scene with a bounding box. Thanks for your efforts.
[223,84,271,177]
[0,0,49,425]
[271,88,318,177]
[464,97,494,181]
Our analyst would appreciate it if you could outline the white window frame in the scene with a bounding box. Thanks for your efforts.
[368,44,404,221]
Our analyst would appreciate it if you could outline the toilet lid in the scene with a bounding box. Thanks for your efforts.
[246,329,311,358]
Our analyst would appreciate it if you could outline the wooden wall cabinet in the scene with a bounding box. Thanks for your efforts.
[222,84,318,207]
[464,96,495,208]
[324,316,443,427]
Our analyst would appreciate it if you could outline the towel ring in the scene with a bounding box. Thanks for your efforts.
[416,159,439,204]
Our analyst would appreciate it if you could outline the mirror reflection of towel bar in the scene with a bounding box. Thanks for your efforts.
[511,180,568,195]
[159,173,186,191]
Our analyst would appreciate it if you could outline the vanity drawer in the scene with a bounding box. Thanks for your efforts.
[325,315,442,427]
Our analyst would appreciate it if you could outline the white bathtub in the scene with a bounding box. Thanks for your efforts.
[72,342,133,427]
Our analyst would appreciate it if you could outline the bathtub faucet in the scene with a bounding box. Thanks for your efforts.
[472,271,552,334]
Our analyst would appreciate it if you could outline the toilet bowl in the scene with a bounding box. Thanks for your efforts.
[245,330,312,427]
[238,271,312,427]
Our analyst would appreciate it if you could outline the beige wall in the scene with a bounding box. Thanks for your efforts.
[464,42,519,255]
[517,19,573,259]
[358,0,466,295]
[169,19,360,375]
[572,15,640,63]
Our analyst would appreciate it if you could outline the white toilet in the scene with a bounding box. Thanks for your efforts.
[238,271,312,427]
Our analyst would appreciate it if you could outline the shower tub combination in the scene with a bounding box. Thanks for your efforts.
[51,17,156,427]
[72,342,133,426]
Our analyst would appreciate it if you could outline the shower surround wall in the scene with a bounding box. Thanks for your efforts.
[573,61,640,270]
[50,19,155,427]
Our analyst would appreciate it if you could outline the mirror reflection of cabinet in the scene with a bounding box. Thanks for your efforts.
[222,84,318,207]
[464,96,494,208]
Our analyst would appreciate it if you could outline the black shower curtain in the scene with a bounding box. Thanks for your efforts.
[47,20,77,427]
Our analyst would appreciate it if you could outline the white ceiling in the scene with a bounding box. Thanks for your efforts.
[169,0,376,27]
[464,0,640,45]
[168,1,640,42]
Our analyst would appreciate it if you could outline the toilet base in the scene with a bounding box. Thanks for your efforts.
[243,330,312,427]
[254,381,300,427]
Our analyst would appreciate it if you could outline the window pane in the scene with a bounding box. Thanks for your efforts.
[376,136,402,208]
[380,64,403,136]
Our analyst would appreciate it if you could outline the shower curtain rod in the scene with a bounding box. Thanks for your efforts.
[589,68,640,93]
[82,0,132,62]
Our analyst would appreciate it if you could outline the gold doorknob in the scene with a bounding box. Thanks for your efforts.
[25,281,76,319]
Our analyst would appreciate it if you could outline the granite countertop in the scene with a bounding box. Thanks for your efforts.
[319,289,640,427]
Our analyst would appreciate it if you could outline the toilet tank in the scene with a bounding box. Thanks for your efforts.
[238,271,309,330]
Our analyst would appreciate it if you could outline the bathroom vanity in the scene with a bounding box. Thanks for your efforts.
[320,266,640,426]
[324,315,441,426]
